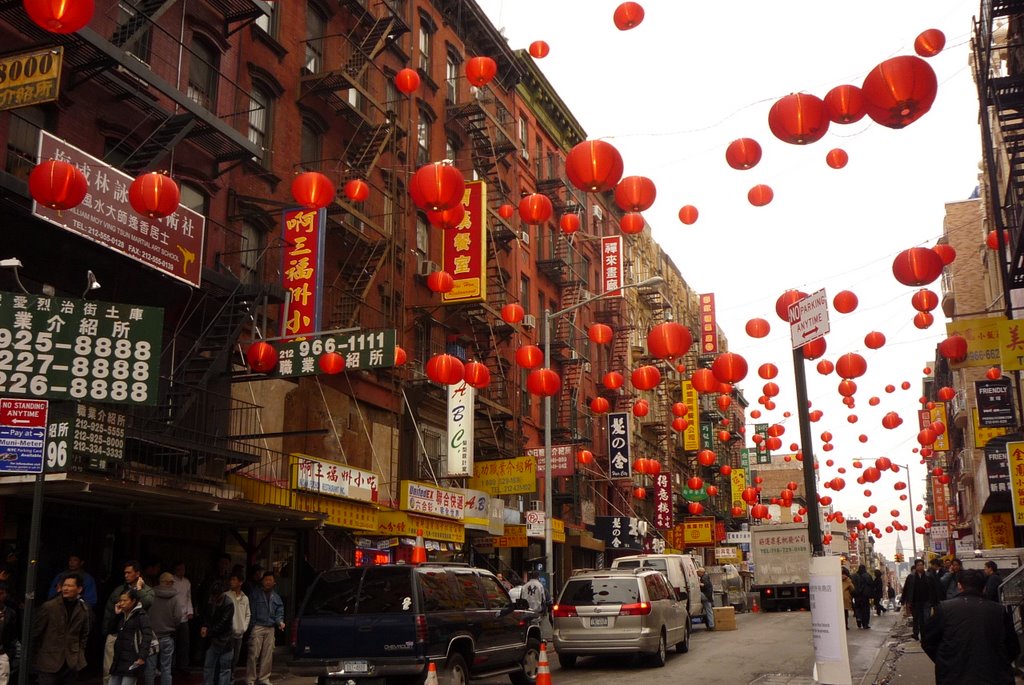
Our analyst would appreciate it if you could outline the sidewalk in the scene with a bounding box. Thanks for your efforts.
[858,613,933,685]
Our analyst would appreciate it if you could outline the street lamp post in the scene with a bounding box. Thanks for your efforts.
[542,276,666,597]
[894,463,919,561]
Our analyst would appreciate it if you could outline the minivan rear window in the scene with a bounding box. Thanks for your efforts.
[561,578,640,606]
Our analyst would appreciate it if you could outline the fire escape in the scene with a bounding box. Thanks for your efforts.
[446,85,517,200]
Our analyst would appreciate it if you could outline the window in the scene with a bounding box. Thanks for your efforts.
[415,214,429,261]
[535,136,542,177]
[520,275,530,314]
[445,50,459,104]
[417,108,432,166]
[518,116,528,157]
[305,5,327,74]
[418,20,434,75]
[179,182,207,214]
[117,2,152,63]
[5,106,44,180]
[241,222,263,284]
[300,120,322,171]
[537,292,545,321]
[255,1,278,36]
[187,38,219,111]
[248,85,273,162]
[445,137,459,164]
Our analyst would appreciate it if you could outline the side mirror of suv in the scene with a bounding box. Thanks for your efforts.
[677,589,688,601]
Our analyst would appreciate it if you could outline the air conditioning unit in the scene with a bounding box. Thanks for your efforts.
[417,258,440,277]
[519,231,530,245]
[592,205,603,220]
[519,148,530,161]
[521,314,537,329]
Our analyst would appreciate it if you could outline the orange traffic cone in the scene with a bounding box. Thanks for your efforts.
[536,642,551,685]
[425,662,438,685]
[751,595,760,613]
[411,528,427,564]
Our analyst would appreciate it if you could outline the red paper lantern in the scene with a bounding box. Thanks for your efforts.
[498,203,515,219]
[911,289,939,312]
[647,322,692,360]
[577,449,593,465]
[463,361,491,389]
[697,449,716,467]
[394,68,420,94]
[706,486,719,497]
[465,56,497,87]
[938,335,968,362]
[687,476,704,491]
[427,204,466,230]
[647,460,661,476]
[690,368,718,394]
[987,367,1002,380]
[768,93,829,144]
[631,365,661,390]
[824,84,865,124]
[614,176,656,212]
[290,171,334,210]
[838,379,858,397]
[745,318,770,338]
[29,160,87,210]
[633,486,647,499]
[528,41,550,59]
[426,270,454,293]
[590,397,610,414]
[128,172,180,219]
[246,341,278,373]
[526,368,560,396]
[394,346,407,366]
[603,371,624,389]
[913,312,934,329]
[831,290,858,314]
[933,243,956,265]
[864,331,886,349]
[613,2,644,30]
[619,212,646,234]
[23,0,94,33]
[671,402,687,417]
[410,162,465,212]
[835,353,867,379]
[776,290,809,321]
[717,429,732,443]
[559,213,581,234]
[717,395,732,411]
[678,205,699,225]
[748,184,774,207]
[757,363,777,380]
[816,360,834,375]
[632,399,649,417]
[426,354,465,385]
[725,138,762,170]
[730,506,744,517]
[751,504,769,520]
[588,323,613,345]
[318,352,345,375]
[914,29,946,58]
[802,337,827,360]
[826,148,848,169]
[987,229,1010,250]
[343,179,369,202]
[712,352,748,383]
[861,56,937,129]
[937,386,955,401]
[565,140,624,193]
[882,412,902,429]
[501,303,525,324]
[515,345,544,369]
[518,193,553,225]
[892,247,943,286]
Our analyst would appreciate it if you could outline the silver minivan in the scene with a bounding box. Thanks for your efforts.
[610,553,704,622]
[552,568,689,668]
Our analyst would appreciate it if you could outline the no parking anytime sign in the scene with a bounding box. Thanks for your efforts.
[0,398,48,473]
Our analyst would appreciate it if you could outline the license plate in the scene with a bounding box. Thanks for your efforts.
[343,661,368,673]
[590,617,608,627]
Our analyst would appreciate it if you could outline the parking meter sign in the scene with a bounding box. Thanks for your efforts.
[0,398,48,473]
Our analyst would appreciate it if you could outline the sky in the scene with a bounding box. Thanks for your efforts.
[477,0,984,559]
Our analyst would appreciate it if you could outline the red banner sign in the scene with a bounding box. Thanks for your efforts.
[280,208,326,337]
[654,473,673,529]
[601,236,624,295]
[441,180,488,304]
[699,293,717,354]
[933,476,949,522]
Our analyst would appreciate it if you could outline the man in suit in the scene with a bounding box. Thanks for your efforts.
[32,574,90,685]
[901,558,938,640]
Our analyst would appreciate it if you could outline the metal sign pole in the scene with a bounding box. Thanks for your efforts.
[792,345,824,555]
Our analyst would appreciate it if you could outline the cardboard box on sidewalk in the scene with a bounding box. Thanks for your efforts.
[712,606,737,631]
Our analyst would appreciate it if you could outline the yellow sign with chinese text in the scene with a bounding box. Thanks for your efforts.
[930,403,949,452]
[683,516,715,546]
[0,47,62,111]
[945,316,1003,369]
[1007,441,1024,526]
[682,380,700,451]
[469,456,538,495]
[999,318,1024,371]
[731,468,746,509]
[376,510,465,543]
[981,512,1015,549]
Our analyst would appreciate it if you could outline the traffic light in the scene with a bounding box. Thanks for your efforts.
[895,553,904,563]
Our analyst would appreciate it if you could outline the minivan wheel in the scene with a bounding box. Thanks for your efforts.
[509,638,540,685]
[443,653,469,685]
[676,622,690,653]
[648,631,667,667]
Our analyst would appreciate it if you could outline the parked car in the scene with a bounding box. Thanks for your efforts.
[290,563,542,685]
[610,553,703,622]
[551,568,689,668]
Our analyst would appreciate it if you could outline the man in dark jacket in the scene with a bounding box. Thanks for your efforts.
[871,569,885,616]
[901,559,938,640]
[923,568,1019,685]
[0,582,16,685]
[146,574,180,685]
[200,582,234,685]
[984,561,1002,601]
[696,568,715,630]
[103,561,154,685]
[940,558,963,600]
[31,573,90,685]
[852,565,873,629]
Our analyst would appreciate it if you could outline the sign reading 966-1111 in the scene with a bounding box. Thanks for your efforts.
[268,329,396,377]
[0,291,163,405]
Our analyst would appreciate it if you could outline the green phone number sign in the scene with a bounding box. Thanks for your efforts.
[0,291,163,405]
[269,329,397,377]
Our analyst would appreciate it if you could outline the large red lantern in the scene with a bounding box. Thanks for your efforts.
[892,247,943,286]
[528,41,550,59]
[588,324,613,345]
[914,311,934,329]
[775,290,809,321]
[938,335,968,362]
[768,93,829,144]
[937,386,956,401]
[647,321,692,360]
[631,365,661,390]
[246,341,278,373]
[23,0,94,33]
[825,149,848,169]
[824,84,865,124]
[425,270,454,293]
[426,354,465,385]
[746,318,771,338]
[614,176,656,212]
[590,397,610,414]
[29,160,88,210]
[613,2,644,30]
[632,399,649,417]
[697,449,716,466]
[291,171,335,210]
[515,345,544,369]
[518,193,553,225]
[725,138,762,170]
[832,290,858,314]
[864,331,886,349]
[465,56,497,87]
[318,352,345,375]
[712,352,748,383]
[748,184,773,207]
[565,140,624,193]
[934,243,957,265]
[410,163,465,212]
[619,212,645,234]
[603,371,624,389]
[129,172,180,218]
[758,363,778,380]
[526,368,560,396]
[914,29,946,58]
[802,337,827,360]
[911,289,939,312]
[394,68,420,94]
[343,179,370,202]
[690,368,718,394]
[559,213,581,234]
[427,205,466,231]
[498,203,515,220]
[987,229,1009,250]
[394,346,407,366]
[501,303,525,324]
[577,449,593,465]
[463,361,491,389]
[835,353,867,379]
[678,205,699,225]
[861,56,937,129]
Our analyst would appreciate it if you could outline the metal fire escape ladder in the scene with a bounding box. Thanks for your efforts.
[120,112,198,174]
[446,87,515,193]
[110,0,175,51]
[343,120,394,180]
[328,239,390,328]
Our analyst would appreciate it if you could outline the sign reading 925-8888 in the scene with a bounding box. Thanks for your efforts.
[0,291,163,405]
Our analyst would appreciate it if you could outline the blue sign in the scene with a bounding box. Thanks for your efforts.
[0,398,49,474]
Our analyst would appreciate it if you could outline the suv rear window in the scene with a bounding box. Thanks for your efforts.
[561,578,640,605]
[616,559,668,573]
[301,567,414,616]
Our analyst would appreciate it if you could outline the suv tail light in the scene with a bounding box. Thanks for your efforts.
[290,618,300,648]
[414,614,429,644]
[618,602,651,616]
[552,604,577,618]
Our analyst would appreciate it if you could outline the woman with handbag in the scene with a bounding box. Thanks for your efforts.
[109,589,155,685]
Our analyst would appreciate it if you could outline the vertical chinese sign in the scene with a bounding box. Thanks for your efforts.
[607,412,631,478]
[654,472,673,529]
[699,293,717,354]
[731,468,746,510]
[447,381,475,477]
[681,380,700,451]
[281,208,326,337]
[601,236,624,296]
[441,180,488,303]
[1006,441,1024,525]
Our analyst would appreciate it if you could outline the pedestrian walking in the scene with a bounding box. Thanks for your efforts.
[200,582,234,685]
[103,562,154,685]
[245,572,284,685]
[521,571,546,614]
[872,569,886,616]
[226,571,251,676]
[886,582,898,610]
[697,568,716,631]
[31,574,90,685]
[0,582,17,685]
[171,563,194,673]
[984,561,1001,602]
[922,568,1020,685]
[145,574,180,685]
[107,588,154,685]
[840,568,855,629]
[47,554,98,610]
[852,564,872,629]
[901,558,938,640]
[941,558,963,600]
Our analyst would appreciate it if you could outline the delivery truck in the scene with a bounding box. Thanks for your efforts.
[750,522,811,611]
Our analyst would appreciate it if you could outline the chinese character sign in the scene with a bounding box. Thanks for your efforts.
[280,207,326,336]
[399,480,466,520]
[654,473,673,529]
[293,454,379,504]
[932,476,950,522]
[945,316,1002,369]
[600,236,624,295]
[985,440,1011,495]
[594,516,644,550]
[527,444,575,477]
[731,468,746,509]
[441,180,488,303]
[682,517,715,546]
[447,381,475,477]
[699,293,718,354]
[0,47,62,111]
[34,131,206,288]
[468,456,537,495]
[607,412,631,478]
[1007,443,1024,525]
[682,381,700,451]
[269,329,397,377]
[976,379,1016,428]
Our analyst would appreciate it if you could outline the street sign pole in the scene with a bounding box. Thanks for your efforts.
[792,347,824,555]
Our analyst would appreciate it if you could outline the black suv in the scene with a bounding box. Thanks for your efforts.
[290,563,541,685]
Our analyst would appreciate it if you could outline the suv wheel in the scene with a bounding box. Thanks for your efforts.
[648,631,667,667]
[443,653,469,685]
[676,622,690,653]
[509,638,540,685]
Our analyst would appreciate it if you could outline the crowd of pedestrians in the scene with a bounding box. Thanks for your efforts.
[0,551,288,685]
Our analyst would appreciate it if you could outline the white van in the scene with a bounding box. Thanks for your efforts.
[610,554,704,620]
